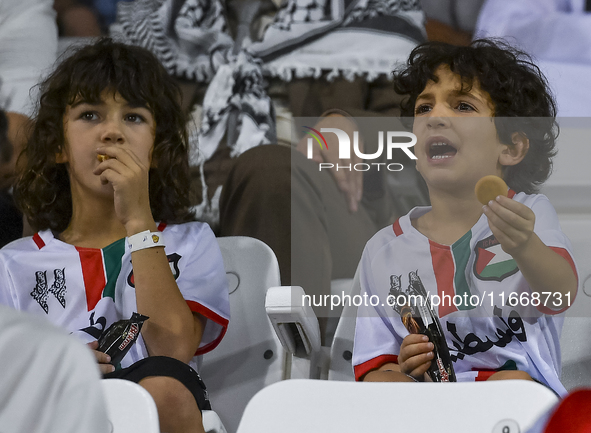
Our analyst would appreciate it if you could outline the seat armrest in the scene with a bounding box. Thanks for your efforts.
[202,410,228,433]
[265,286,321,357]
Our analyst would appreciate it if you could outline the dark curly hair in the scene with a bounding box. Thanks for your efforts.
[393,39,558,194]
[14,38,193,232]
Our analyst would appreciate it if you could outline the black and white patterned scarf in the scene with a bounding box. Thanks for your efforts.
[113,0,276,223]
[251,0,425,80]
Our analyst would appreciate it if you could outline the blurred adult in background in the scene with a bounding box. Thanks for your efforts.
[112,0,428,341]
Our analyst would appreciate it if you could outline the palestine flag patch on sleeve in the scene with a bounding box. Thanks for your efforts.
[473,234,519,282]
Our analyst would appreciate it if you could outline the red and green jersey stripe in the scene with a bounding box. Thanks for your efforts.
[76,239,126,311]
[429,230,475,318]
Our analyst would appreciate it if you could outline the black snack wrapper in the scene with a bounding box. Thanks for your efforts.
[97,312,149,366]
[390,272,456,382]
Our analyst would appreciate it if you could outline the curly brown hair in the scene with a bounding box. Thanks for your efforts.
[394,39,558,194]
[14,38,193,232]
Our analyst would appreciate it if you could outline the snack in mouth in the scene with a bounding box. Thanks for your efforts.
[97,154,111,162]
[475,175,508,205]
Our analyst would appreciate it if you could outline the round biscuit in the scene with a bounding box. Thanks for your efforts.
[475,175,508,205]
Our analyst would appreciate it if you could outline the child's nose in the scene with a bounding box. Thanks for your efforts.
[426,116,450,129]
[425,105,451,129]
[101,120,125,143]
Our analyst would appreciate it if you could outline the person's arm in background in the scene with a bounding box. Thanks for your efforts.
[424,19,471,46]
[296,113,364,213]
[419,0,485,46]
[475,0,591,63]
[53,0,103,36]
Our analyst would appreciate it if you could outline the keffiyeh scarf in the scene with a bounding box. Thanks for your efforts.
[250,0,425,81]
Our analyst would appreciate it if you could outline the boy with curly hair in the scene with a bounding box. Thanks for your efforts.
[353,39,578,396]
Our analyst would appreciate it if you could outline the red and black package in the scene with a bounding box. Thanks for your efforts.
[97,312,149,366]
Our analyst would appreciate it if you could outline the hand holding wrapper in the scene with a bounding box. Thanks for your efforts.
[97,312,149,366]
[390,273,456,382]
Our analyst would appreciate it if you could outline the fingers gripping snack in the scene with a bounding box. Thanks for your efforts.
[97,154,111,162]
[97,312,149,366]
[389,273,457,382]
[475,175,508,205]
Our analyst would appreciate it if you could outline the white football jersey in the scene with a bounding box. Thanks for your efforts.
[353,192,578,395]
[0,222,230,369]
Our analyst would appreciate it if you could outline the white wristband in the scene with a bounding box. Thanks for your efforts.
[127,230,165,253]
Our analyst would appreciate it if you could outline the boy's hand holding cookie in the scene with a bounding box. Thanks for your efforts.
[482,193,536,259]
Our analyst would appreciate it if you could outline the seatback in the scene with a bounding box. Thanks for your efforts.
[328,266,361,381]
[199,236,286,433]
[236,379,558,433]
[101,379,159,433]
[557,217,591,390]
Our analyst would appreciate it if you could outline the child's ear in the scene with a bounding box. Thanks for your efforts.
[499,132,529,167]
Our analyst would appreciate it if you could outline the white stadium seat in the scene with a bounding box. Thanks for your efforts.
[328,269,360,381]
[556,217,591,391]
[199,236,286,433]
[236,379,558,433]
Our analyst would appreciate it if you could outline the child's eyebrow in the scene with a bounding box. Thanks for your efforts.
[68,100,151,110]
[126,102,151,110]
[69,100,102,109]
[415,89,487,104]
[449,89,486,104]
[415,92,433,103]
